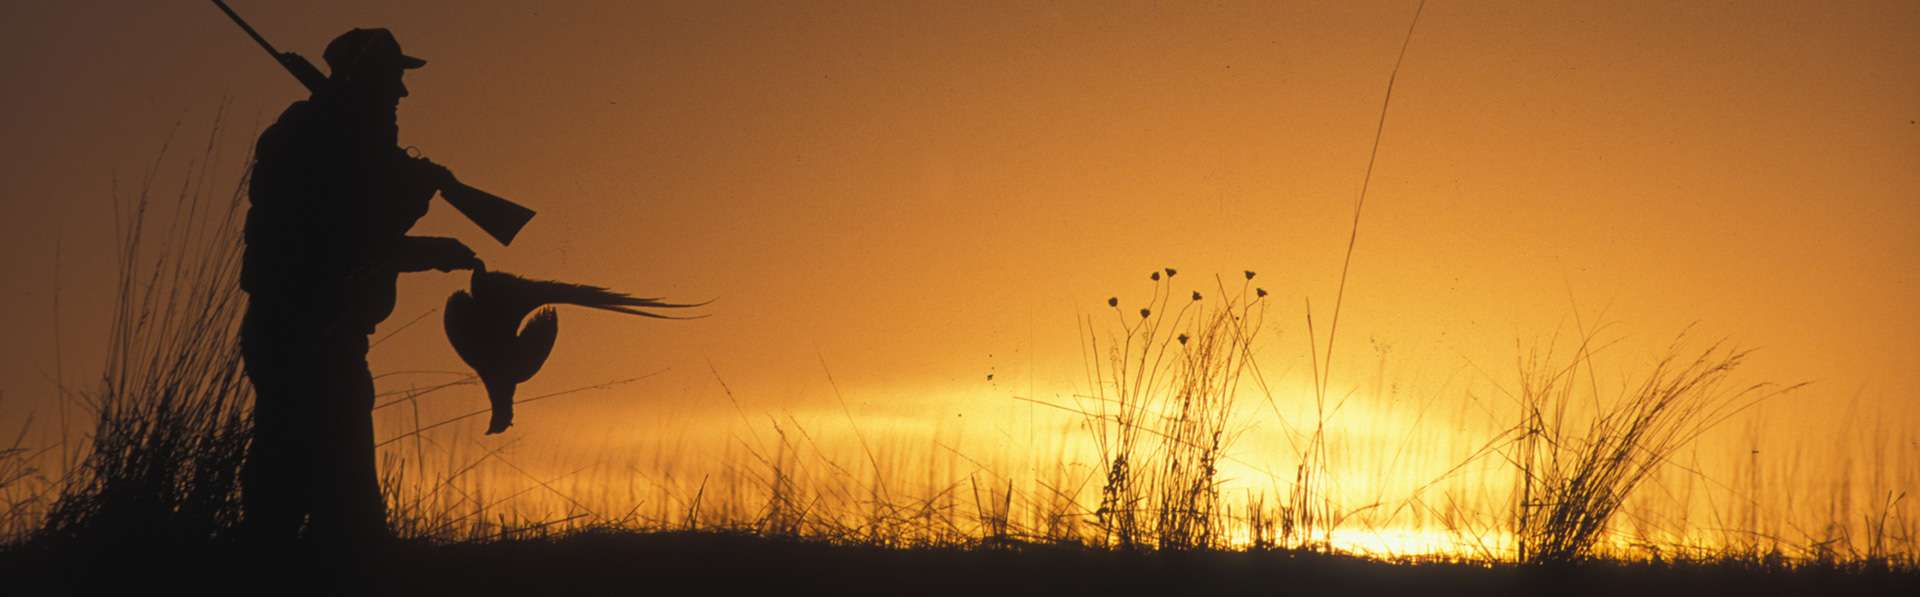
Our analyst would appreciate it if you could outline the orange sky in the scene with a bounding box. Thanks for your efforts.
[1,2,1916,521]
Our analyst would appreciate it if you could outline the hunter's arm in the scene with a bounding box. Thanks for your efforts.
[374,151,477,273]
[389,236,481,273]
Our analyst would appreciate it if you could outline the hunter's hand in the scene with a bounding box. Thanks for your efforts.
[412,157,456,190]
[423,237,481,272]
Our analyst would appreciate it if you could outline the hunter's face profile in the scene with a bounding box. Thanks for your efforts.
[323,28,423,110]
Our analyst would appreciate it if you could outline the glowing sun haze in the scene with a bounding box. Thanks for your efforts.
[0,0,1914,554]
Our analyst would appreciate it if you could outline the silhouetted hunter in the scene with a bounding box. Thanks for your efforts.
[238,27,481,545]
[217,1,695,545]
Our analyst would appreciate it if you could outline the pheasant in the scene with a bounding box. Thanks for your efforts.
[444,269,704,434]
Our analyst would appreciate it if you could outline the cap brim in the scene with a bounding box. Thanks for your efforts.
[400,55,427,69]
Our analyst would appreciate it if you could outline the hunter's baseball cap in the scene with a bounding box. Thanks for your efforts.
[323,28,427,75]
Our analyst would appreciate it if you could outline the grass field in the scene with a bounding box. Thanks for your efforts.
[2,121,1916,596]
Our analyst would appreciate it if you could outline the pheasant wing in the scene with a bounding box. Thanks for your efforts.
[506,307,560,384]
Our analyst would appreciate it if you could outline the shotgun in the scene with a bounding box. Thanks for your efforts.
[210,0,535,246]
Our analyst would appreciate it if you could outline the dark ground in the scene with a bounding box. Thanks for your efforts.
[3,530,1914,596]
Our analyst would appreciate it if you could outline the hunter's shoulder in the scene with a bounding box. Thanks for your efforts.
[264,100,323,133]
[255,100,342,158]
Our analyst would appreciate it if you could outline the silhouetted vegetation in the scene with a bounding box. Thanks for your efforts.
[1503,334,1798,564]
[37,122,253,548]
[1079,269,1262,550]
[1,125,1914,596]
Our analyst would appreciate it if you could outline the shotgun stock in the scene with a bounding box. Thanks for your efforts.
[440,177,536,246]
